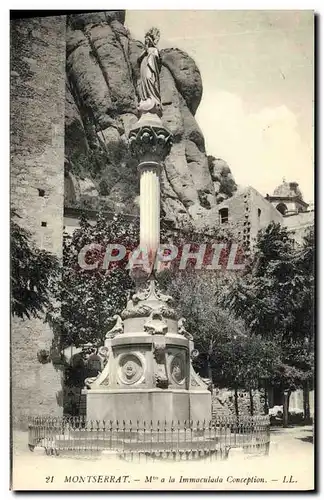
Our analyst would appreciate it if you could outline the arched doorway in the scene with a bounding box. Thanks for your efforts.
[276,202,288,215]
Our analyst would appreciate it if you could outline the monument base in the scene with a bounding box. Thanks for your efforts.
[84,388,211,423]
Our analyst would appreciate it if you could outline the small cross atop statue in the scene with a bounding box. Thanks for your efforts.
[137,27,163,118]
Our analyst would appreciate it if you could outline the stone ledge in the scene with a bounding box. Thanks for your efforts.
[85,388,210,395]
[111,333,189,347]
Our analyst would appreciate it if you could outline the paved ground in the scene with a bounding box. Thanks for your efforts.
[10,425,314,491]
[270,425,314,453]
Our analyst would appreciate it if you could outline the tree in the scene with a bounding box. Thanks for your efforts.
[11,211,59,319]
[161,266,282,417]
[47,212,139,350]
[163,270,242,378]
[211,335,280,416]
[222,222,315,425]
[281,226,315,422]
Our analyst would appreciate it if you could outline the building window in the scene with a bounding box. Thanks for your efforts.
[258,208,261,219]
[219,208,229,224]
[276,203,288,215]
[41,221,47,227]
[38,189,45,197]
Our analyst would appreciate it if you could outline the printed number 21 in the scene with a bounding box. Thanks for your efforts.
[45,476,54,483]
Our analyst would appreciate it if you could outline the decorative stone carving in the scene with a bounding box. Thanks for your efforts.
[118,353,144,385]
[144,310,168,335]
[170,354,186,385]
[84,349,112,389]
[132,279,173,305]
[190,348,199,360]
[129,124,173,163]
[153,337,169,389]
[155,374,169,389]
[121,278,176,320]
[98,346,109,358]
[189,363,209,390]
[155,285,174,305]
[178,317,193,340]
[98,346,110,366]
[101,376,110,386]
[106,314,123,339]
[153,342,166,364]
[84,376,99,389]
[121,304,153,320]
[202,377,213,393]
[158,304,177,320]
[132,282,151,303]
[130,26,173,163]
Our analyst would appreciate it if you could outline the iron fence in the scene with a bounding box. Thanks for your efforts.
[28,415,270,461]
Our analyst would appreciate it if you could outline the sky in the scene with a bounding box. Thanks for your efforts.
[125,10,314,203]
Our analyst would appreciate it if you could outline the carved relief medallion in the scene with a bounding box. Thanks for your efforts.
[170,354,186,385]
[118,353,145,385]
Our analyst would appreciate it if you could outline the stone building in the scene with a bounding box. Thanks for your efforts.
[267,179,309,216]
[215,186,283,252]
[283,210,315,245]
[266,179,314,245]
[214,182,314,252]
[11,15,66,425]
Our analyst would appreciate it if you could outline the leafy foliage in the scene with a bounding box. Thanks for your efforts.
[165,271,240,356]
[211,335,281,390]
[165,269,280,391]
[222,222,315,392]
[11,212,59,319]
[47,212,139,350]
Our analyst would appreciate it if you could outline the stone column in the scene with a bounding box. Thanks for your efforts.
[129,113,173,272]
[139,161,160,256]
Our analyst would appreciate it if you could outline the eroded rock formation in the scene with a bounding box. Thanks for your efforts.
[65,11,237,226]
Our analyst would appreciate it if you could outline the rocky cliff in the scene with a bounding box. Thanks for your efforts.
[65,11,237,226]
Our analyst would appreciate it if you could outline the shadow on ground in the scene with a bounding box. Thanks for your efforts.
[296,436,313,444]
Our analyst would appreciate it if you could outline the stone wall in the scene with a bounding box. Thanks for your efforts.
[10,15,66,426]
[248,187,284,244]
[282,210,314,245]
[214,186,284,252]
[212,388,266,418]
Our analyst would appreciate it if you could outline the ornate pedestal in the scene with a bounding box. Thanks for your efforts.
[85,279,211,422]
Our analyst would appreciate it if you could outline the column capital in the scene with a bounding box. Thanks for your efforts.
[137,161,161,173]
[128,113,173,164]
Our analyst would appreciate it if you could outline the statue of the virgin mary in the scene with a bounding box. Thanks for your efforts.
[137,27,163,117]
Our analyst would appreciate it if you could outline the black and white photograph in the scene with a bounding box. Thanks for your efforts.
[10,8,315,491]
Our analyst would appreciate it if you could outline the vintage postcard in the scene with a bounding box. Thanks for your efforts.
[10,9,315,491]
